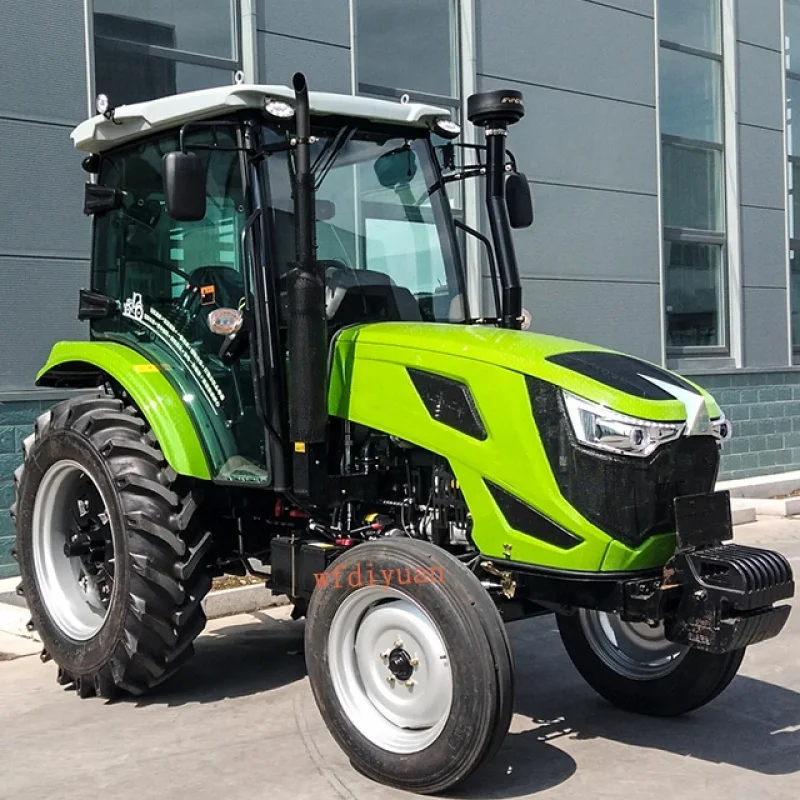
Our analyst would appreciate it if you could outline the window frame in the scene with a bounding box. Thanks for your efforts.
[658,3,728,356]
[91,0,243,102]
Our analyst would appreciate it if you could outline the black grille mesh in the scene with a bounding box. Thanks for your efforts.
[527,376,720,548]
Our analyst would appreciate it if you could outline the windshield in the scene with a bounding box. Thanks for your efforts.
[263,125,466,324]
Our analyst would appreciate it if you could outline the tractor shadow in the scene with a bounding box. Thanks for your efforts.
[132,611,308,707]
[457,617,800,799]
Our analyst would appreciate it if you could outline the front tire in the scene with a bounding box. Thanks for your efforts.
[304,539,514,795]
[13,391,212,698]
[557,609,745,716]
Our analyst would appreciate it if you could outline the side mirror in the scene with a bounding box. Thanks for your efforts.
[506,172,533,229]
[375,146,418,188]
[163,151,206,222]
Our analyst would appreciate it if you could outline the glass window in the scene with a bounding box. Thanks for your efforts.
[265,131,464,324]
[664,241,724,348]
[93,0,236,59]
[658,0,721,53]
[659,48,723,143]
[787,77,800,157]
[786,0,800,72]
[355,0,457,99]
[791,250,800,347]
[790,163,800,240]
[662,142,724,231]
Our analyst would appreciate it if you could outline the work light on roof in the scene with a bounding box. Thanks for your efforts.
[264,97,295,119]
[433,119,461,139]
[95,94,110,115]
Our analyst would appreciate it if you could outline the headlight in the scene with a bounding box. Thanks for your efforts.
[563,391,684,458]
[711,413,733,442]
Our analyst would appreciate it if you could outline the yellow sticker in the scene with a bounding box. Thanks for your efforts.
[294,442,306,453]
[133,364,159,373]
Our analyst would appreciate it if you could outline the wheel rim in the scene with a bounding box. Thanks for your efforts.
[327,586,453,754]
[32,460,116,641]
[578,609,688,680]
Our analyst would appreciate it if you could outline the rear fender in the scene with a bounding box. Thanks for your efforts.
[36,341,211,479]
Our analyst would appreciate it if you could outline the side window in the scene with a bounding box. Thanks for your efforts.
[91,130,270,483]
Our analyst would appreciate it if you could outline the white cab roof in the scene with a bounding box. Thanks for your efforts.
[71,83,452,153]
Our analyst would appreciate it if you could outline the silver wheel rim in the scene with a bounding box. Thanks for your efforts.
[579,609,688,680]
[327,586,453,754]
[32,460,116,641]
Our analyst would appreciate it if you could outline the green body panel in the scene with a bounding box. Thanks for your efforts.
[330,323,721,572]
[37,342,211,480]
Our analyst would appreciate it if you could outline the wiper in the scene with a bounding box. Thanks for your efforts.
[311,125,357,190]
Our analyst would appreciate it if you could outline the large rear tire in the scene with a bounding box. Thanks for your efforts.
[304,539,514,795]
[12,390,212,698]
[557,609,745,716]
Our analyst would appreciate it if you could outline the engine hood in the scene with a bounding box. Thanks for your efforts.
[332,322,722,426]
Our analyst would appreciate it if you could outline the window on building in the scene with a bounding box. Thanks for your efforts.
[658,0,726,352]
[354,0,459,105]
[786,0,800,347]
[92,0,240,107]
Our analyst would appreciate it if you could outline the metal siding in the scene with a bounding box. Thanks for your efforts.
[479,76,659,195]
[735,0,782,51]
[0,120,89,259]
[740,206,788,289]
[736,43,784,132]
[519,182,661,283]
[256,0,351,47]
[738,125,787,211]
[0,257,89,391]
[0,0,86,123]
[522,277,663,362]
[477,0,655,106]
[742,287,790,367]
[258,32,351,93]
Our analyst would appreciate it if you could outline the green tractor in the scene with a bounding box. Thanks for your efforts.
[12,72,794,793]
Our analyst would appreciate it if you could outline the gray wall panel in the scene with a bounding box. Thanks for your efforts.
[257,0,351,47]
[0,120,89,260]
[737,43,783,131]
[259,32,350,93]
[522,277,662,361]
[742,287,790,367]
[0,257,89,391]
[479,76,659,195]
[736,0,782,51]
[740,206,788,288]
[477,0,655,106]
[738,125,786,210]
[0,0,86,123]
[518,182,660,282]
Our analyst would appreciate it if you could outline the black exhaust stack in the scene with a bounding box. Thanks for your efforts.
[467,89,526,329]
[288,73,328,498]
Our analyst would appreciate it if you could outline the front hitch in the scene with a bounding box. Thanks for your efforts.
[620,491,794,654]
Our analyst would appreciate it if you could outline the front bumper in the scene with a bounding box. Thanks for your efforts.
[493,491,794,653]
[619,491,794,653]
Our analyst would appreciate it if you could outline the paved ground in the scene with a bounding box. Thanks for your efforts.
[1,520,799,800]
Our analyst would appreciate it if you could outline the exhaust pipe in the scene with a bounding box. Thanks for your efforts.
[467,89,526,330]
[287,72,327,446]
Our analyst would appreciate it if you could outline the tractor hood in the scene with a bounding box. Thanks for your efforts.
[331,322,722,427]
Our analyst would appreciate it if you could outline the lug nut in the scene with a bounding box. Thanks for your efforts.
[405,679,416,688]
[409,657,419,667]
[386,676,396,686]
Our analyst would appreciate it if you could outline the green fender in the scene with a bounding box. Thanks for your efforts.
[37,341,211,480]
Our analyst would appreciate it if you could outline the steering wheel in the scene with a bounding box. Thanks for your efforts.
[321,258,361,319]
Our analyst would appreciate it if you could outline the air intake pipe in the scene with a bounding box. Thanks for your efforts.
[287,72,328,446]
[467,88,526,329]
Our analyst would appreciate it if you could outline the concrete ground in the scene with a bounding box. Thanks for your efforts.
[0,519,799,800]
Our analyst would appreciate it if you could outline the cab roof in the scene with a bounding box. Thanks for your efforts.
[71,83,452,153]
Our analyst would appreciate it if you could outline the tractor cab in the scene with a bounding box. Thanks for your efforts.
[70,75,530,490]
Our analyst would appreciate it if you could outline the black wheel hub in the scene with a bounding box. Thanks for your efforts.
[387,647,414,681]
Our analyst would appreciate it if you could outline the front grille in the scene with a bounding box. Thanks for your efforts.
[527,376,720,548]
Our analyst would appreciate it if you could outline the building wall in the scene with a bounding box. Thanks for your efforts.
[476,0,664,362]
[0,0,90,576]
[1,0,800,578]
